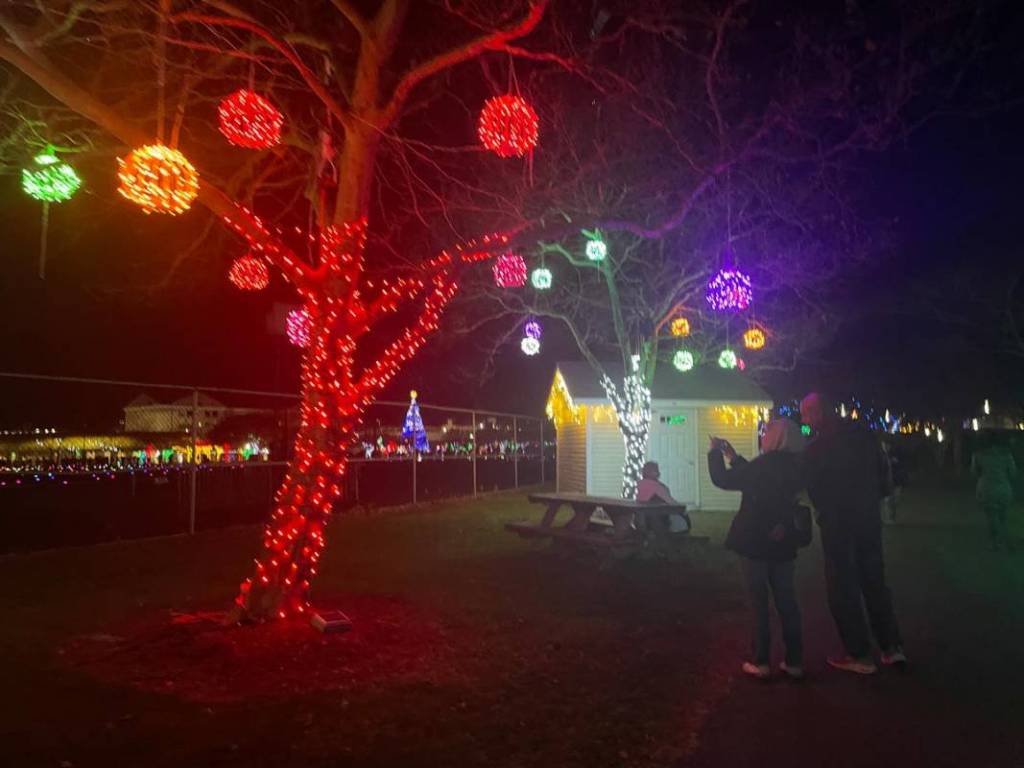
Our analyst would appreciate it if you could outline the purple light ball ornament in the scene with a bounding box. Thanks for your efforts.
[706,268,753,312]
[524,319,542,340]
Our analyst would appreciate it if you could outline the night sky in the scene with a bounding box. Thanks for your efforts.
[1,6,1023,429]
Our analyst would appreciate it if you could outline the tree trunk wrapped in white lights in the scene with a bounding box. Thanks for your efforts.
[599,366,652,500]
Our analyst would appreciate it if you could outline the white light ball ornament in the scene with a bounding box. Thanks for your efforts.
[673,349,695,372]
[586,238,608,262]
[521,337,541,356]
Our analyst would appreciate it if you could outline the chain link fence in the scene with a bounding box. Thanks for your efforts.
[0,373,551,553]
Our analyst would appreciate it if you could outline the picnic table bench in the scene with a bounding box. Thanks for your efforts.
[506,492,709,559]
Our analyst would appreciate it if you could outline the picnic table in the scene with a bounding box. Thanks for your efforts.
[506,492,708,559]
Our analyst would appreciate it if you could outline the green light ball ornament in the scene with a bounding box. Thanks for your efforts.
[673,349,695,372]
[22,151,82,203]
[718,348,738,369]
[585,237,607,262]
[531,266,552,290]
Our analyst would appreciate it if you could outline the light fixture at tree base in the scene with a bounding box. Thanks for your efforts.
[477,94,539,158]
[673,349,695,372]
[718,349,738,369]
[117,144,199,215]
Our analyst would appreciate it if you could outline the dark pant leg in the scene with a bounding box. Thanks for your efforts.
[767,560,803,666]
[855,524,902,652]
[821,524,872,658]
[740,557,771,665]
[985,503,1008,548]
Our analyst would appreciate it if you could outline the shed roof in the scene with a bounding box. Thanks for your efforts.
[554,361,772,404]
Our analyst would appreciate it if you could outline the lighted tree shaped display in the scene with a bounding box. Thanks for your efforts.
[401,391,429,453]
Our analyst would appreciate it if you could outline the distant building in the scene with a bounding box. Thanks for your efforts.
[123,393,265,436]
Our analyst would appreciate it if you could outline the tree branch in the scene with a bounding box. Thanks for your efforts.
[377,0,548,128]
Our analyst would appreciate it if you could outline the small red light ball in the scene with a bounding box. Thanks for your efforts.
[228,254,270,291]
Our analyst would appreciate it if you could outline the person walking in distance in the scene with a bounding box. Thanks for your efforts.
[800,393,906,674]
[971,432,1017,552]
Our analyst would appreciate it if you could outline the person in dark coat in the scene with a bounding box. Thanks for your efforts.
[801,393,905,675]
[708,418,806,680]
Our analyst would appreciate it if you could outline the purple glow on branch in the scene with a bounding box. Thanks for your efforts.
[706,268,753,311]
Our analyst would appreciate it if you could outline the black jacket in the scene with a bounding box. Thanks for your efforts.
[708,449,803,562]
[803,421,888,532]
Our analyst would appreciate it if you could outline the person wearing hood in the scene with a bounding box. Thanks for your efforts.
[708,418,807,680]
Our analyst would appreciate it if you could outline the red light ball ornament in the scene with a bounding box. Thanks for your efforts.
[477,95,539,158]
[218,89,284,149]
[286,308,312,348]
[493,252,528,287]
[228,254,270,291]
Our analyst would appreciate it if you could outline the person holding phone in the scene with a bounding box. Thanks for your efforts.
[708,420,806,680]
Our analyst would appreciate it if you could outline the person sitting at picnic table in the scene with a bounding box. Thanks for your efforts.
[637,461,691,533]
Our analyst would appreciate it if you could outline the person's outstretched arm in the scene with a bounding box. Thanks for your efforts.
[707,448,749,491]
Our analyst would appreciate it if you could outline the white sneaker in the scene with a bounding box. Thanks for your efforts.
[742,661,771,679]
[780,662,805,679]
[881,647,907,667]
[827,655,877,675]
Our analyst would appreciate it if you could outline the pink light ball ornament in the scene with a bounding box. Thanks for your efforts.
[286,308,312,348]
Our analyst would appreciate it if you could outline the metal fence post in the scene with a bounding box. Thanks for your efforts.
[189,388,198,534]
[513,416,519,489]
[471,411,477,498]
[412,448,417,504]
[540,418,545,484]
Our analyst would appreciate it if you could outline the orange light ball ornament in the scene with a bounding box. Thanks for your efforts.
[743,327,767,350]
[117,144,199,215]
[670,317,691,337]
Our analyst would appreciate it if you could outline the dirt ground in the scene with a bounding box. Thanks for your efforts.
[1,473,1022,767]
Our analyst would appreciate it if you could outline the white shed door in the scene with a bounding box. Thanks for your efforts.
[648,407,698,506]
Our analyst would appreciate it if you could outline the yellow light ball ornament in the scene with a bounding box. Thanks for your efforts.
[117,144,199,215]
[670,317,691,337]
[743,327,766,350]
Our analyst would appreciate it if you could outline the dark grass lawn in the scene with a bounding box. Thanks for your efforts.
[1,475,1023,768]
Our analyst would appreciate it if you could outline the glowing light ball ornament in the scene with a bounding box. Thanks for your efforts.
[670,317,691,337]
[117,144,199,215]
[228,254,270,291]
[218,89,284,149]
[524,319,542,339]
[673,349,695,372]
[477,94,539,158]
[521,337,541,356]
[743,327,766,350]
[706,268,753,311]
[718,348,738,369]
[22,151,81,203]
[531,266,552,290]
[286,308,312,348]
[493,252,528,287]
[586,236,608,262]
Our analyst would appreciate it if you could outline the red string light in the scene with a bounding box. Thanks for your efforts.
[493,252,527,287]
[218,89,284,150]
[223,207,511,621]
[477,95,539,158]
[228,254,270,291]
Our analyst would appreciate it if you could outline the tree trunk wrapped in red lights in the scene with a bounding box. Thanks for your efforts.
[222,209,503,621]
